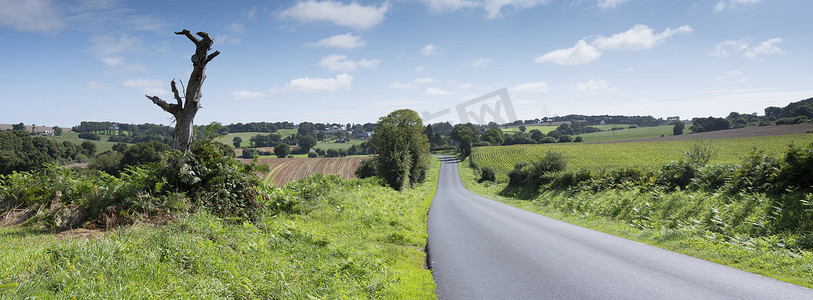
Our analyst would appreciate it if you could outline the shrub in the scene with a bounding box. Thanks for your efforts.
[473,141,492,147]
[656,160,697,191]
[308,152,318,158]
[274,143,291,158]
[688,163,736,192]
[241,148,258,159]
[558,135,572,143]
[355,157,378,179]
[507,151,567,187]
[573,136,583,143]
[539,136,557,144]
[478,166,496,183]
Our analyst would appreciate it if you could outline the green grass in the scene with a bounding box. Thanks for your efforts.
[578,125,674,143]
[472,133,813,182]
[458,161,813,288]
[47,132,116,153]
[503,125,558,134]
[0,159,440,298]
[314,138,365,150]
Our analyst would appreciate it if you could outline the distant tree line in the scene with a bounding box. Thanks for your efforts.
[0,130,94,174]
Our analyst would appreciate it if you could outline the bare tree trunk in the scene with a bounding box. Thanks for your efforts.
[145,29,220,152]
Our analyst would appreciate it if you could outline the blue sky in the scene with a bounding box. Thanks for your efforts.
[1,0,812,127]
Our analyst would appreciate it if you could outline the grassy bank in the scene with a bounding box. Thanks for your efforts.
[458,159,813,288]
[0,158,440,298]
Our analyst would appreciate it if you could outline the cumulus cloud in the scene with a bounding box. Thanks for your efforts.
[711,37,784,58]
[535,40,602,66]
[597,0,628,9]
[309,33,365,50]
[319,54,380,72]
[511,81,550,93]
[592,24,693,51]
[285,73,353,92]
[423,87,454,96]
[279,0,389,30]
[0,0,64,33]
[714,0,762,12]
[537,24,692,66]
[123,78,167,95]
[420,44,439,56]
[231,89,267,100]
[575,79,616,94]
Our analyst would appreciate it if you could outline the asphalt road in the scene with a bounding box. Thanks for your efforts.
[427,156,813,299]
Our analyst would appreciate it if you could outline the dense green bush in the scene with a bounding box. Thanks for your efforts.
[355,157,378,179]
[507,151,567,188]
[478,165,496,183]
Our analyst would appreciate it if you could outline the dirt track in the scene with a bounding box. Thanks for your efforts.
[592,124,813,144]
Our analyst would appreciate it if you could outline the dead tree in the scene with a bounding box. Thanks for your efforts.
[146,29,220,152]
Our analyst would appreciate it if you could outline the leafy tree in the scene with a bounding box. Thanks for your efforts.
[298,122,316,136]
[298,135,317,153]
[690,117,730,133]
[519,125,526,132]
[672,121,685,135]
[89,152,124,175]
[12,123,25,131]
[274,143,291,158]
[112,143,128,153]
[52,126,63,136]
[372,109,431,190]
[451,123,476,157]
[241,148,258,159]
[81,141,97,156]
[121,140,171,169]
[481,126,504,146]
[326,148,339,157]
[233,136,242,148]
[529,129,545,143]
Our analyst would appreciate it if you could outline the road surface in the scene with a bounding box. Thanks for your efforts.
[427,156,812,299]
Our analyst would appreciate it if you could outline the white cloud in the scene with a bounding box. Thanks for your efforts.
[575,79,616,94]
[457,82,474,89]
[232,89,266,100]
[745,38,785,58]
[592,24,693,51]
[419,0,477,12]
[246,6,257,19]
[535,40,602,66]
[420,44,439,56]
[319,54,380,72]
[279,0,389,30]
[100,57,124,67]
[413,77,439,84]
[309,33,365,50]
[423,87,454,96]
[285,73,353,92]
[511,81,550,93]
[389,82,417,89]
[123,78,167,95]
[471,57,492,69]
[714,0,762,12]
[597,0,628,9]
[711,37,784,58]
[0,0,64,33]
[483,0,550,19]
[415,66,426,73]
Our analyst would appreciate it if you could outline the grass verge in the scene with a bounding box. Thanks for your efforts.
[0,158,440,299]
[458,159,813,288]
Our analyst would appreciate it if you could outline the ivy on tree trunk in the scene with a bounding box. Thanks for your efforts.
[145,29,220,152]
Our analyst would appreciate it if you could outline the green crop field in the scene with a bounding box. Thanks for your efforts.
[471,133,813,182]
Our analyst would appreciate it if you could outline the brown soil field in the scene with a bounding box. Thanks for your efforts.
[593,124,813,144]
[248,156,368,186]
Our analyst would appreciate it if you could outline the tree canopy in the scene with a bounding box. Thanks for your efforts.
[372,109,431,190]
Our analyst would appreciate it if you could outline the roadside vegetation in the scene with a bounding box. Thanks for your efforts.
[461,136,813,287]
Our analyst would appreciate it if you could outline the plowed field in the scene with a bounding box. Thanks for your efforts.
[251,156,367,186]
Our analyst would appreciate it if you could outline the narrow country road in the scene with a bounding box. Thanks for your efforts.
[426,156,813,299]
